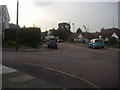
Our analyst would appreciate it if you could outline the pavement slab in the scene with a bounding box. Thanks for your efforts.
[2,65,62,88]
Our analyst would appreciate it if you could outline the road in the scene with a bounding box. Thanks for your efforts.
[2,43,118,88]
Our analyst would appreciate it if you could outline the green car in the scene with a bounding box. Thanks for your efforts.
[88,38,104,49]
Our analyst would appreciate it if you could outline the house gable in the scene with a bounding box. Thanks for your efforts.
[78,34,83,38]
[100,28,120,40]
[111,32,119,39]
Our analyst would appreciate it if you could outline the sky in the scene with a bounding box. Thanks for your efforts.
[0,0,119,32]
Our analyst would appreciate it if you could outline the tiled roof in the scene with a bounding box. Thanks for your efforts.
[100,28,120,38]
[69,33,81,38]
[70,32,99,39]
[81,33,99,39]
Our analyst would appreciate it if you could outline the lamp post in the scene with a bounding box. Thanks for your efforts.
[16,0,19,51]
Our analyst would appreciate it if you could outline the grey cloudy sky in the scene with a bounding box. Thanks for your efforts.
[1,0,119,32]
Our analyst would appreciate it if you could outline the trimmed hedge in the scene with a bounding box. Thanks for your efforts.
[4,28,41,47]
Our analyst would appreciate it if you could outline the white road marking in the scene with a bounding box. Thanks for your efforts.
[0,64,17,74]
[24,62,99,88]
[40,65,99,88]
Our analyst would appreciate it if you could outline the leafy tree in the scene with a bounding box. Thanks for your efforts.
[50,28,59,38]
[58,22,71,30]
[57,22,71,41]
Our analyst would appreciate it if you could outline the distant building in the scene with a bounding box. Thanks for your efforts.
[0,5,10,39]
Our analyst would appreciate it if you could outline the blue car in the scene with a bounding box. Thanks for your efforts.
[88,38,104,49]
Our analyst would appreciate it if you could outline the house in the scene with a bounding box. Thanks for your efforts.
[69,32,99,43]
[99,28,120,42]
[69,33,82,41]
[81,32,99,41]
[0,5,10,39]
[45,30,56,40]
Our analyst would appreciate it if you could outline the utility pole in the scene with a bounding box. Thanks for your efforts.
[16,0,19,51]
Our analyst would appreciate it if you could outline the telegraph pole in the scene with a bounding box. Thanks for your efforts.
[16,0,19,51]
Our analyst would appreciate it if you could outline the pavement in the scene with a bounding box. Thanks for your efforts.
[1,64,63,88]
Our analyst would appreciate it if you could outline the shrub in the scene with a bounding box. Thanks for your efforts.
[6,40,16,46]
[108,37,117,45]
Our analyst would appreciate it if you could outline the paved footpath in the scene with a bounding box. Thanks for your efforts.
[1,64,62,88]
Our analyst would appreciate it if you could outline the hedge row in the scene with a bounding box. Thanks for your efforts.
[4,28,41,45]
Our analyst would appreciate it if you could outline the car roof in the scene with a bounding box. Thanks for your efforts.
[91,38,100,41]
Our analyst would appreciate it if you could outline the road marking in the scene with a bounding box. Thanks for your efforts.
[9,62,99,88]
[0,64,17,74]
[40,65,99,88]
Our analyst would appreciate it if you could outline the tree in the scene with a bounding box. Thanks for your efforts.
[76,28,82,33]
[57,22,72,41]
[58,22,71,30]
[49,28,58,38]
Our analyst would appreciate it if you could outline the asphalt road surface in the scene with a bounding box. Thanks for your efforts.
[2,43,118,88]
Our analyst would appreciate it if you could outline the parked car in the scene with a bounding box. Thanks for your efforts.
[47,39,58,49]
[88,38,104,49]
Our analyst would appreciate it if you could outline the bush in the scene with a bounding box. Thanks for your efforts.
[108,37,117,45]
[6,40,16,46]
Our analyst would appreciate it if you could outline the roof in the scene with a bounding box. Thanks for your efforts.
[81,32,99,39]
[69,33,81,39]
[100,28,120,38]
[70,32,99,39]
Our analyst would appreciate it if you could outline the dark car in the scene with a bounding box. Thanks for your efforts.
[47,39,58,49]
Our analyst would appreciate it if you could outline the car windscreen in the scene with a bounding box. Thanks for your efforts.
[49,40,57,44]
[95,40,102,42]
